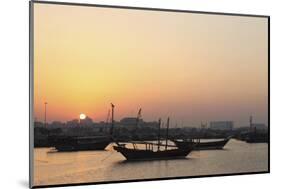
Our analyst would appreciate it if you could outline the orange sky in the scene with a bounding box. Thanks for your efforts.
[33,3,268,127]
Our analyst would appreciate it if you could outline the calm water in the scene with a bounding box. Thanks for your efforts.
[34,139,268,186]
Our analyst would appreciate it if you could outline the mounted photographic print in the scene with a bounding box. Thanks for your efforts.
[29,1,269,188]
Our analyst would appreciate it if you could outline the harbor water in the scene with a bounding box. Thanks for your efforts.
[34,139,268,186]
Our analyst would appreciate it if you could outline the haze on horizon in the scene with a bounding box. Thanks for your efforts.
[33,4,268,127]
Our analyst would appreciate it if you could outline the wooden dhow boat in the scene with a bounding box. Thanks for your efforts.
[113,117,194,161]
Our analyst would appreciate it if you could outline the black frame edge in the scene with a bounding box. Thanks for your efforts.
[33,0,269,18]
[32,171,269,188]
[29,1,35,188]
[267,16,270,173]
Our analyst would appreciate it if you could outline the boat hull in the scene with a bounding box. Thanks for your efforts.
[173,138,230,150]
[50,136,111,152]
[245,133,268,143]
[55,140,111,152]
[245,137,268,143]
[113,146,193,161]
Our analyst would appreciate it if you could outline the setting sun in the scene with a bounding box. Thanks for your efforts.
[79,113,86,120]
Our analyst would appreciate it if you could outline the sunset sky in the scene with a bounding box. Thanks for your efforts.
[34,3,268,127]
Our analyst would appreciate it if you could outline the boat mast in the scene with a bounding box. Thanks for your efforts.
[165,117,170,150]
[158,118,161,151]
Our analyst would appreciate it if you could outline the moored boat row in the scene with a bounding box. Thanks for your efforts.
[50,104,234,161]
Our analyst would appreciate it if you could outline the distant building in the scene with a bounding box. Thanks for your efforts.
[141,121,159,130]
[80,116,94,127]
[251,123,267,131]
[66,119,79,127]
[50,121,64,128]
[34,121,44,127]
[210,121,233,131]
[120,117,143,126]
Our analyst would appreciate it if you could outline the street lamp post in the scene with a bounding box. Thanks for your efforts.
[44,102,47,127]
[110,103,115,136]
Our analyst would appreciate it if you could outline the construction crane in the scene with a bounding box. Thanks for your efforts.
[131,108,142,140]
[250,115,253,129]
[135,108,142,127]
[201,122,207,129]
